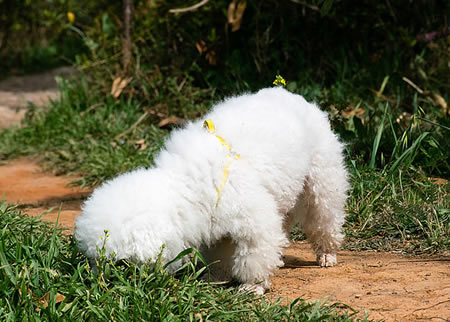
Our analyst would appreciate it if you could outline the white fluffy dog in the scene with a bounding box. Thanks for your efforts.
[75,87,349,294]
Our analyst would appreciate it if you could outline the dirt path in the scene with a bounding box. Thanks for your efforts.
[273,243,449,321]
[0,70,449,321]
[0,158,89,232]
[0,66,75,129]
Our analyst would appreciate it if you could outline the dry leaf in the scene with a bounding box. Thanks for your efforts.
[39,292,66,309]
[194,312,203,322]
[111,77,132,99]
[55,293,66,304]
[18,287,32,297]
[146,104,166,118]
[148,110,165,118]
[195,40,207,54]
[158,116,184,128]
[205,50,217,65]
[228,0,247,32]
[195,40,216,65]
[341,106,365,119]
[369,88,396,104]
[429,177,448,185]
[134,139,148,151]
[328,105,339,117]
[135,139,145,145]
[430,92,448,115]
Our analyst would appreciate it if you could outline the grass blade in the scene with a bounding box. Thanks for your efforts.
[370,104,388,169]
[0,241,17,286]
[387,132,430,175]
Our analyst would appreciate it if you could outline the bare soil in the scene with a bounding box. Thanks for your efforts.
[0,66,75,129]
[0,70,449,321]
[0,158,89,232]
[273,243,449,321]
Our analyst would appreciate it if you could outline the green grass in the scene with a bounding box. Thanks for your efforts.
[0,202,358,320]
[345,169,449,253]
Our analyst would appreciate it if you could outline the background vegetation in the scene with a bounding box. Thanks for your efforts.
[0,0,448,319]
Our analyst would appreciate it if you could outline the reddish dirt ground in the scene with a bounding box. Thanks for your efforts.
[0,159,89,232]
[0,70,449,321]
[272,243,449,321]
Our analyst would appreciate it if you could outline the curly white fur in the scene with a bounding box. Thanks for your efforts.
[75,87,349,294]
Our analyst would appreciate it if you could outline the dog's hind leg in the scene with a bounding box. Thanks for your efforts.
[296,139,349,267]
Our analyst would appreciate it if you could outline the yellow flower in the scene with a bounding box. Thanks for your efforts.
[67,11,75,24]
[273,75,287,87]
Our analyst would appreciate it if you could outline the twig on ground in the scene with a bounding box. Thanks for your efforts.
[289,0,320,11]
[369,88,397,104]
[115,111,149,140]
[169,0,209,13]
[177,77,187,92]
[412,300,450,313]
[80,103,103,117]
[402,77,424,95]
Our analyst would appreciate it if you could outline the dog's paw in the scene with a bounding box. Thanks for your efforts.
[239,283,265,295]
[316,253,337,267]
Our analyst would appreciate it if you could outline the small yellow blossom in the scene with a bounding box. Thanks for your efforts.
[67,12,75,24]
[273,75,287,87]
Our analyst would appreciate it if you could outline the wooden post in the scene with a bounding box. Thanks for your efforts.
[122,0,134,75]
